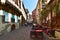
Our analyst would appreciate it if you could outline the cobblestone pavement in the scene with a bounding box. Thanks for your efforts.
[0,26,32,40]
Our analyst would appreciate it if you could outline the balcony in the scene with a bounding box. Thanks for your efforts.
[0,0,27,20]
[7,0,21,12]
[0,0,22,16]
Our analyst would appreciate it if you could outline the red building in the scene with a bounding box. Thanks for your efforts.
[32,9,37,23]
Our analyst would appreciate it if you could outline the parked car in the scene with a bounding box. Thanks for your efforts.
[30,24,43,40]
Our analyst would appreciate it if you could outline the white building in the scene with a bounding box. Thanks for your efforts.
[0,0,27,35]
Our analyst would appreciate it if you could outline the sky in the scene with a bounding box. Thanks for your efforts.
[22,0,38,14]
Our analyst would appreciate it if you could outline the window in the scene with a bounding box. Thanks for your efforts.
[15,0,18,5]
[11,14,15,22]
[42,0,47,3]
[3,11,8,23]
[19,0,21,8]
[2,15,5,23]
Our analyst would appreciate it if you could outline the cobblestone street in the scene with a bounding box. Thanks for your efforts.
[0,26,32,40]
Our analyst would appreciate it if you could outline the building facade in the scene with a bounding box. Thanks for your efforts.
[33,0,51,24]
[0,0,27,35]
[32,9,37,23]
[44,0,57,28]
[27,13,33,24]
[35,0,60,38]
[43,0,60,38]
[35,0,42,24]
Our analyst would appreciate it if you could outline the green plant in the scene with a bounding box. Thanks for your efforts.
[41,10,48,20]
[55,0,60,18]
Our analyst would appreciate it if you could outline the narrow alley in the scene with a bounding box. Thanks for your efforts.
[0,0,60,40]
[0,26,32,40]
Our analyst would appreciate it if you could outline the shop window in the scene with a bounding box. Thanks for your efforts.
[3,11,9,23]
[11,18,15,23]
[11,14,15,23]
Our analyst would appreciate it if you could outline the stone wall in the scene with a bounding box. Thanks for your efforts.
[0,15,19,35]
